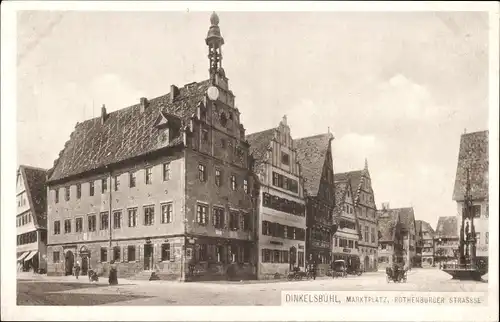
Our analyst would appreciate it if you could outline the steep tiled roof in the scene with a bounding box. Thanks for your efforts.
[334,181,349,214]
[435,216,458,239]
[294,133,333,196]
[416,220,435,239]
[334,171,363,193]
[452,130,488,201]
[397,207,416,232]
[378,211,399,242]
[48,80,210,182]
[20,165,48,229]
[245,128,276,165]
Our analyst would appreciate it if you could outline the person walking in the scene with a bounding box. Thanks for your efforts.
[312,261,317,280]
[109,260,118,285]
[74,261,81,280]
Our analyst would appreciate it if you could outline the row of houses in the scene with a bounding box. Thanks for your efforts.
[376,130,489,269]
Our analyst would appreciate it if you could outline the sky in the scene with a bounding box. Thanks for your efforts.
[16,11,489,229]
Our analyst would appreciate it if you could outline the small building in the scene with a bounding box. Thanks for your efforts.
[434,216,459,265]
[377,205,403,269]
[452,130,489,267]
[246,116,307,279]
[332,179,361,271]
[377,205,416,268]
[46,13,257,281]
[295,133,336,276]
[16,165,48,273]
[334,160,378,272]
[415,220,435,267]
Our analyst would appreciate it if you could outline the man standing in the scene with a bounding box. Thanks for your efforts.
[74,261,81,280]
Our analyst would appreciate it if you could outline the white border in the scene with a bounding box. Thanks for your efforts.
[2,1,499,321]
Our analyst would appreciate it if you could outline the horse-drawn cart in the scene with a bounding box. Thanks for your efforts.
[385,266,408,283]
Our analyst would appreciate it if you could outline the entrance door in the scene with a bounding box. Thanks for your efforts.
[81,256,89,275]
[65,251,75,276]
[144,244,153,271]
[289,247,297,270]
[364,256,369,272]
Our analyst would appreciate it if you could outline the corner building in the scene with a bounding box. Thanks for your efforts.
[46,13,257,281]
[246,117,307,279]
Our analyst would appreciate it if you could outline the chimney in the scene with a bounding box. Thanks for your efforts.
[382,202,390,211]
[140,97,149,113]
[170,85,180,102]
[101,104,107,124]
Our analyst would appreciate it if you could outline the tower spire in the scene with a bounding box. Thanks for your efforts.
[364,158,368,170]
[205,12,224,85]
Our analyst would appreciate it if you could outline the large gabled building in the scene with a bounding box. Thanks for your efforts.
[246,116,307,279]
[415,220,435,267]
[295,133,336,276]
[377,205,404,269]
[334,160,378,271]
[46,13,257,281]
[452,130,489,266]
[16,165,48,273]
[434,216,459,265]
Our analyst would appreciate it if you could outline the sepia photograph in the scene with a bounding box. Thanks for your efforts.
[1,1,498,321]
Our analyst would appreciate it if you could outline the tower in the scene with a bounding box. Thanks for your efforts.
[206,12,225,86]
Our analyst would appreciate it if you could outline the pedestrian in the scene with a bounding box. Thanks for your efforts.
[74,261,81,280]
[312,261,317,280]
[109,260,118,285]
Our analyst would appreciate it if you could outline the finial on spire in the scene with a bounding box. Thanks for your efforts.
[282,115,287,125]
[364,158,368,170]
[464,128,467,134]
[327,126,330,134]
[210,12,219,26]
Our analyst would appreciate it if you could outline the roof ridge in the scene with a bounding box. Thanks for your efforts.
[294,132,332,141]
[19,165,48,172]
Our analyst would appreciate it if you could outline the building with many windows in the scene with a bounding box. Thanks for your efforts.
[434,216,459,265]
[332,179,361,271]
[46,13,257,281]
[335,160,378,271]
[16,165,48,273]
[452,130,489,267]
[295,133,336,276]
[377,204,403,270]
[246,116,307,279]
[416,220,435,267]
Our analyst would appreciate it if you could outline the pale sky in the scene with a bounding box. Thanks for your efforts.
[17,11,489,229]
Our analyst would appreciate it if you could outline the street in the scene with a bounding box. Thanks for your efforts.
[17,268,488,306]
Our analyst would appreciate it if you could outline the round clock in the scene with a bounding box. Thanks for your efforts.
[207,86,220,101]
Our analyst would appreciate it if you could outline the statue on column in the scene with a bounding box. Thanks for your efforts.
[465,221,470,241]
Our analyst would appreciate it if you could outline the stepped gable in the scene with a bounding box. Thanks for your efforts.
[48,80,210,182]
[452,130,489,201]
[294,133,333,196]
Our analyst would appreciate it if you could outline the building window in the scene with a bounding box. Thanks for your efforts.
[199,244,208,262]
[113,211,122,229]
[55,189,59,203]
[471,205,481,218]
[114,175,120,191]
[89,181,95,196]
[63,186,69,201]
[100,212,109,230]
[113,246,121,262]
[88,214,96,232]
[76,184,81,199]
[230,175,237,191]
[53,220,60,235]
[202,129,209,142]
[196,204,208,225]
[129,172,136,188]
[161,243,171,261]
[75,217,83,233]
[145,167,152,185]
[53,251,60,263]
[216,245,223,262]
[144,205,155,226]
[128,245,136,261]
[215,169,222,187]
[243,179,248,194]
[100,178,107,194]
[198,164,206,182]
[163,163,171,181]
[100,247,108,262]
[64,219,71,234]
[371,227,375,243]
[161,203,173,224]
[240,213,249,231]
[364,226,369,242]
[229,211,239,230]
[281,152,290,165]
[213,207,225,229]
[128,208,138,227]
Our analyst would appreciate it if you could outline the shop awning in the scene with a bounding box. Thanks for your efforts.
[17,252,29,261]
[24,251,38,261]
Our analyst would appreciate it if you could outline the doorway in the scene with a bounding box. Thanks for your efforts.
[364,256,369,272]
[289,247,297,270]
[81,256,89,275]
[65,251,75,276]
[144,244,153,271]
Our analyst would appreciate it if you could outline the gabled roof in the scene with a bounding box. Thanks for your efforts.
[245,128,276,166]
[397,207,416,232]
[452,130,488,201]
[48,80,210,183]
[294,133,333,196]
[435,216,458,239]
[334,180,349,215]
[19,165,48,229]
[416,219,435,238]
[378,211,399,242]
[334,170,363,194]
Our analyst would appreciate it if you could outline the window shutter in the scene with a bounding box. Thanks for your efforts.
[98,247,102,263]
[121,246,126,262]
[123,246,128,262]
[138,245,143,264]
